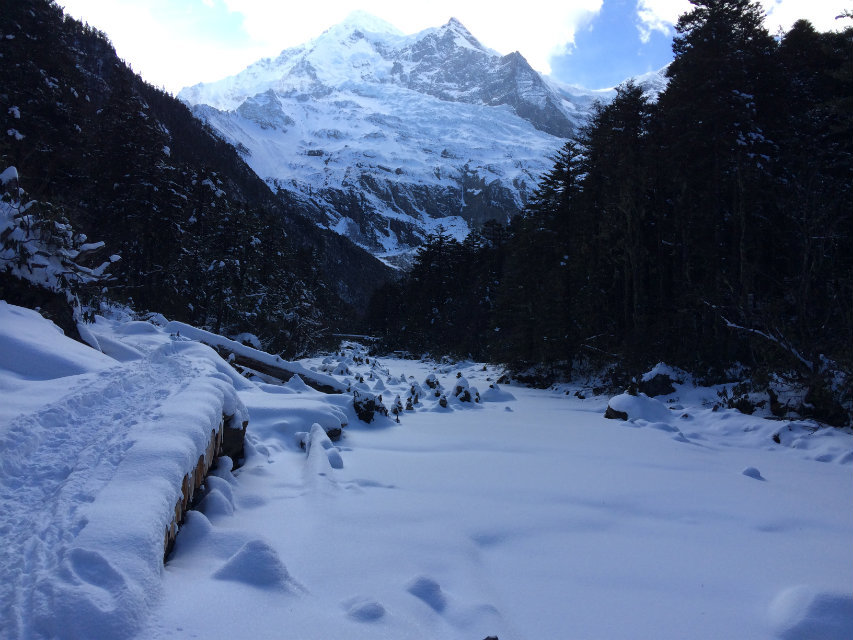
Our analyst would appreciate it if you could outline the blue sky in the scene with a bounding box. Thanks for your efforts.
[550,0,675,87]
[58,0,847,93]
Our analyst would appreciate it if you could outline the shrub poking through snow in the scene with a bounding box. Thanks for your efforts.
[604,405,629,420]
[353,390,387,423]
[390,394,402,414]
[425,373,441,389]
[453,375,473,402]
[639,373,677,397]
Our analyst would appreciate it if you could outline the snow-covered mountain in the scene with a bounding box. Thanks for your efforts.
[179,12,654,266]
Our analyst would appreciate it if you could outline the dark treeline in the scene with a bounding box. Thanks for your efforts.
[367,1,852,418]
[1,0,390,355]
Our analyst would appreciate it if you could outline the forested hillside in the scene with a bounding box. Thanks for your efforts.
[367,1,853,423]
[1,0,391,355]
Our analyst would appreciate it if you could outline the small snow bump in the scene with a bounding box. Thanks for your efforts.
[769,585,853,640]
[212,539,296,590]
[742,466,765,481]
[343,596,386,622]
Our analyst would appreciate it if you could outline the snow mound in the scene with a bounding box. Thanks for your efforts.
[212,539,296,591]
[640,362,686,383]
[769,585,853,640]
[480,383,516,402]
[283,373,312,393]
[343,596,387,622]
[197,487,234,518]
[608,392,675,423]
[742,466,765,481]
[306,422,343,471]
[0,301,114,379]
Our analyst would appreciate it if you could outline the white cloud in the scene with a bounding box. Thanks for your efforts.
[56,1,849,94]
[219,0,605,76]
[637,0,690,41]
[636,0,848,41]
[60,0,606,91]
[59,0,272,91]
[762,0,850,33]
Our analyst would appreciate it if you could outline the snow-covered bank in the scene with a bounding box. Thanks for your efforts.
[1,309,851,639]
[0,303,248,639]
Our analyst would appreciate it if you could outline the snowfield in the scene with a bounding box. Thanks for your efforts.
[1,302,851,639]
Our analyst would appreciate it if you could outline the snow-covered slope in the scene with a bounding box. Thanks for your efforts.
[2,306,851,638]
[179,13,612,265]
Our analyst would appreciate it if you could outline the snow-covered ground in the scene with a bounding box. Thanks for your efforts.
[1,303,851,639]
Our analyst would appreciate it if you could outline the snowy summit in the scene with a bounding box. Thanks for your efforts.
[178,12,630,266]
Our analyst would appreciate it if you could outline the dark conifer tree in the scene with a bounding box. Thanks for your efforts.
[655,0,778,367]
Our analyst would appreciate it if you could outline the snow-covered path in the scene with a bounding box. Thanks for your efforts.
[0,304,249,640]
[140,350,853,640]
[0,355,195,637]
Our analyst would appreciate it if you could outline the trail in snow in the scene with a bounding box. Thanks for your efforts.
[0,355,193,638]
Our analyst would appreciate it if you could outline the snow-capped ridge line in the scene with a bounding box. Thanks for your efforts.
[179,14,668,264]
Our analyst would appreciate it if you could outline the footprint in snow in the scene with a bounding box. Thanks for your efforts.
[407,575,447,613]
[67,547,126,591]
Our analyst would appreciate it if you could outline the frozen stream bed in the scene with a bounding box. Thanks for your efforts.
[1,304,850,640]
[143,347,852,640]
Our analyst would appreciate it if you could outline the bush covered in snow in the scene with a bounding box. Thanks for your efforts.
[1,167,116,337]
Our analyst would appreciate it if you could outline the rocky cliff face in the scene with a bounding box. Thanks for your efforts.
[179,12,652,266]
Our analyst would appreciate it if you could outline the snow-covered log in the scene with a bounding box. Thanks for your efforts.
[166,321,346,394]
[163,411,248,561]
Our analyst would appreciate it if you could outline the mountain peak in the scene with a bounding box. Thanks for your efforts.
[436,16,485,51]
[329,10,403,37]
[444,17,469,31]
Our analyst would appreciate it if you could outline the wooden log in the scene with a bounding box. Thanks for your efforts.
[222,414,248,463]
[164,413,247,562]
[221,349,343,394]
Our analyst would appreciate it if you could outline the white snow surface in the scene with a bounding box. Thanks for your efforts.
[1,308,852,639]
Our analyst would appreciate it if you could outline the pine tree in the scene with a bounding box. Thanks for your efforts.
[655,0,777,367]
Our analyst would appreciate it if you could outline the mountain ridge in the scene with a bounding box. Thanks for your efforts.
[180,13,657,266]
